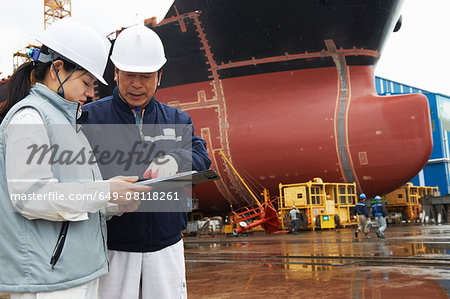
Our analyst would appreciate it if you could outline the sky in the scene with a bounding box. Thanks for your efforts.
[0,0,449,96]
[375,0,450,96]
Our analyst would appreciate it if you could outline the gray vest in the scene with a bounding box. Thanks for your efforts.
[0,84,108,293]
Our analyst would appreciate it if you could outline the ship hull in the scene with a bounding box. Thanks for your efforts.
[157,65,432,213]
[96,0,432,214]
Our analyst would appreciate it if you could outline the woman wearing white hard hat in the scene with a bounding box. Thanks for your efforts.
[0,19,150,297]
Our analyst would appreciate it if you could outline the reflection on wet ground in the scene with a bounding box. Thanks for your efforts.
[184,224,450,298]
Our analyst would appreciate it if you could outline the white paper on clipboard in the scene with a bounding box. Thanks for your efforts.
[135,169,220,187]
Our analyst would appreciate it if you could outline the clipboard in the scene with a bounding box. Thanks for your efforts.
[135,169,220,187]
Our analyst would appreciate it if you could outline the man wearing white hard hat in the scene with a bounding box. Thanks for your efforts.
[0,19,148,298]
[83,24,211,299]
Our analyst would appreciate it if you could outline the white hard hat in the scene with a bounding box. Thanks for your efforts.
[292,206,296,209]
[36,19,111,85]
[110,25,167,73]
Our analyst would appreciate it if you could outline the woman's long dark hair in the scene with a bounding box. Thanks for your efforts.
[0,47,78,119]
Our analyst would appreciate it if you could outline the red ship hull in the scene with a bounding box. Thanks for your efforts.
[158,65,432,213]
[0,1,432,215]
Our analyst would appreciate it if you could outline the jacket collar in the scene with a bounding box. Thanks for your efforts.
[30,83,79,127]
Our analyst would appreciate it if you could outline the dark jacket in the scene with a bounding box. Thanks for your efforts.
[82,87,211,252]
[372,202,387,217]
[355,201,369,218]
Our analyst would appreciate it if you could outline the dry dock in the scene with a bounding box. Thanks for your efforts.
[0,224,449,298]
[184,224,450,298]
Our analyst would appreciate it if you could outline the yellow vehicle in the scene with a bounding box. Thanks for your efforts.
[382,183,439,223]
[278,178,358,230]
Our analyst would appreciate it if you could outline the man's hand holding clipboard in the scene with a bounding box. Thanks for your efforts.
[136,169,220,188]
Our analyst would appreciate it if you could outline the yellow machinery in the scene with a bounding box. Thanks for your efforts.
[382,183,439,223]
[317,213,335,229]
[278,178,358,230]
[223,222,233,236]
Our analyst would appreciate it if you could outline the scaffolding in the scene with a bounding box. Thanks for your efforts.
[44,0,72,29]
[13,0,72,71]
[13,44,39,71]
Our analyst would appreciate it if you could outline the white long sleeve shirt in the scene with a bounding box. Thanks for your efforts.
[5,107,120,221]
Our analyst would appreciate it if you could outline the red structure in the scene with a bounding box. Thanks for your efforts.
[140,0,431,213]
[157,62,431,213]
[96,0,434,214]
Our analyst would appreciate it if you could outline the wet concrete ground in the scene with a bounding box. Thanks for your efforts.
[1,224,448,298]
[184,224,450,298]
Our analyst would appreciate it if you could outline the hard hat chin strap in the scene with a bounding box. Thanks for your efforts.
[50,51,81,98]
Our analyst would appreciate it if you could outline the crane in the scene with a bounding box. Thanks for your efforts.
[13,0,71,71]
[44,0,71,29]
